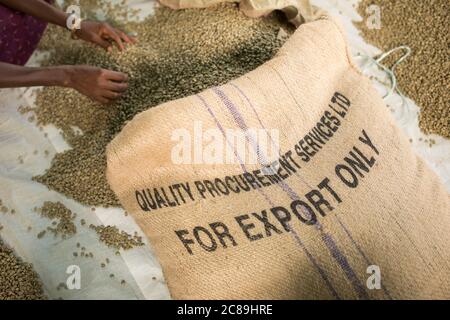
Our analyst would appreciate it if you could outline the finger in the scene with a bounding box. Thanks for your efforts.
[104,81,128,92]
[103,70,128,82]
[126,32,138,43]
[102,90,122,100]
[118,31,133,44]
[102,25,125,51]
[96,96,110,104]
[94,35,112,52]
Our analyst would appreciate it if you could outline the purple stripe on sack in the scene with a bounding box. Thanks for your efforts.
[213,87,303,200]
[335,216,392,299]
[229,82,313,189]
[196,93,340,300]
[211,86,369,299]
[230,82,393,299]
[322,233,368,299]
[196,94,246,172]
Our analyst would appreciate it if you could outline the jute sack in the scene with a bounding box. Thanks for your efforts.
[106,17,450,299]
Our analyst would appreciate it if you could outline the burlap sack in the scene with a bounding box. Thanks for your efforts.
[158,0,322,26]
[106,17,450,299]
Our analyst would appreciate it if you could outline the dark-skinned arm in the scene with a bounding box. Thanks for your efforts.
[0,0,68,27]
[0,62,69,88]
[0,0,135,50]
[0,62,128,104]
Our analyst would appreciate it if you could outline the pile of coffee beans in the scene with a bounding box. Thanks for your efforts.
[32,3,290,207]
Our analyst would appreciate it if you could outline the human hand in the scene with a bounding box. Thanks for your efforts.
[64,65,128,104]
[75,20,136,52]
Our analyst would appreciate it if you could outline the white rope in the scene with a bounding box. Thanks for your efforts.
[355,46,411,100]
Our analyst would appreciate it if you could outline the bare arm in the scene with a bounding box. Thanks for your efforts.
[0,62,128,104]
[0,62,68,88]
[0,0,68,27]
[0,0,132,103]
[0,0,135,50]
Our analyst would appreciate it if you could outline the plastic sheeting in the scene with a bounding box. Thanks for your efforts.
[0,0,448,300]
